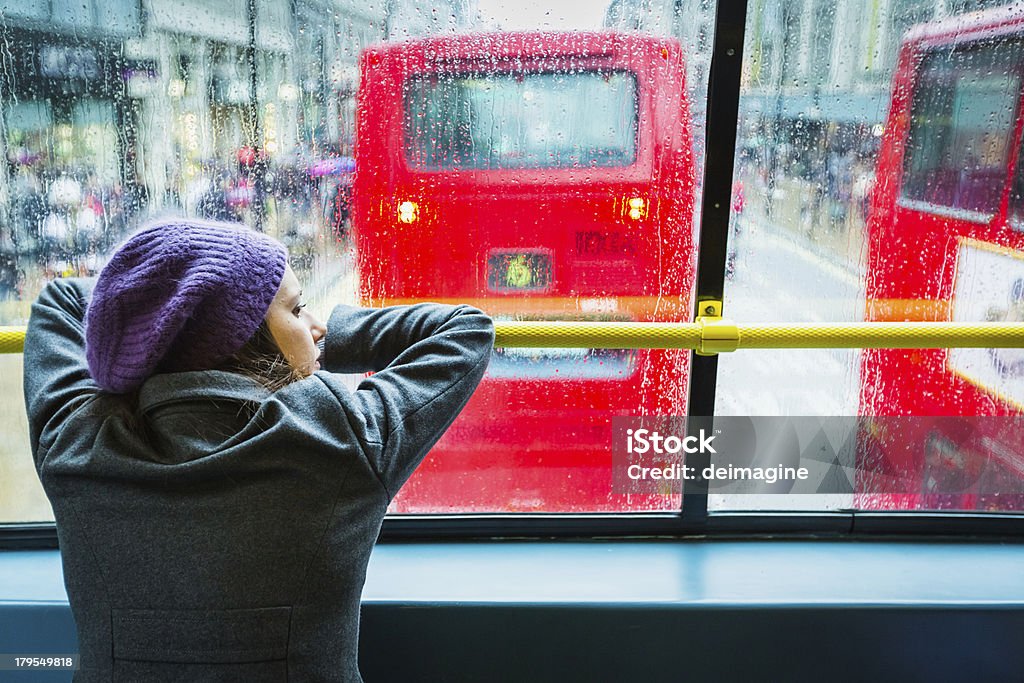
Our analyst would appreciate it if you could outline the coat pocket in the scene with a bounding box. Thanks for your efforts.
[111,605,292,664]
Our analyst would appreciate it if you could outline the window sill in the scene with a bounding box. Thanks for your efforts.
[2,540,1024,681]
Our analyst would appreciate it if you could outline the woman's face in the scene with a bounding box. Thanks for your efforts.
[264,264,327,375]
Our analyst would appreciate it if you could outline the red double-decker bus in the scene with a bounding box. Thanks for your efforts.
[860,6,1024,510]
[352,31,697,512]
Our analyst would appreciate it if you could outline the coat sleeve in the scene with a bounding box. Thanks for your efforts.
[23,278,100,467]
[320,303,494,499]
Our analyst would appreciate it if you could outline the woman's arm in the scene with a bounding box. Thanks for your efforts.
[320,303,494,499]
[23,278,99,465]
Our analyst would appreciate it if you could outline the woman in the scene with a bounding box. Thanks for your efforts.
[23,219,494,682]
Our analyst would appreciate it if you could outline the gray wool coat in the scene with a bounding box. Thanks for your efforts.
[23,277,494,682]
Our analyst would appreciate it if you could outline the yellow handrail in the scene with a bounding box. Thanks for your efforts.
[0,327,24,354]
[494,320,1024,355]
[5,319,1024,356]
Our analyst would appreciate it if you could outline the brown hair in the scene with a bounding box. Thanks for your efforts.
[218,321,305,392]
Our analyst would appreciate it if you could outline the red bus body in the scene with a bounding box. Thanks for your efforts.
[353,32,696,512]
[861,6,1024,510]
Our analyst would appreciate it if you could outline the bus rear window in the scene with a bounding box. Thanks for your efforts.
[404,71,638,171]
[901,42,1022,216]
[487,347,637,380]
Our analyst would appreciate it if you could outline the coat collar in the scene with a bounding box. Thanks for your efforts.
[135,371,270,462]
[138,370,269,414]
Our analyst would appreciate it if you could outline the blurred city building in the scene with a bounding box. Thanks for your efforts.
[0,0,475,277]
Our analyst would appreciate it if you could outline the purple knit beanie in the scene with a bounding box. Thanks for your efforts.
[85,220,288,393]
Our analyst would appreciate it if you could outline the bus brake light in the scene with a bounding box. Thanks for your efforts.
[398,201,419,224]
[626,197,647,220]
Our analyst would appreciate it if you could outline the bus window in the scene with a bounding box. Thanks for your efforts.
[487,347,637,380]
[901,42,1021,218]
[405,71,638,170]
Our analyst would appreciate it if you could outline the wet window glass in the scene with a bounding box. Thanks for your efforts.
[720,1,1024,516]
[0,0,708,521]
[405,71,638,170]
[0,0,374,523]
[901,42,1021,217]
[4,0,1024,525]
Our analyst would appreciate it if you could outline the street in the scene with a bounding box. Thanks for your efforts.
[712,216,866,511]
[717,215,865,417]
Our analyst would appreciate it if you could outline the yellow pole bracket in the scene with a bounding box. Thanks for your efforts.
[694,301,738,356]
